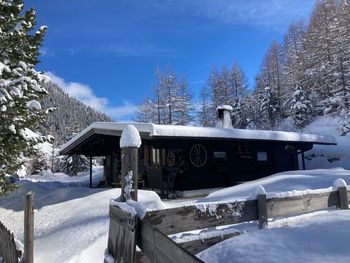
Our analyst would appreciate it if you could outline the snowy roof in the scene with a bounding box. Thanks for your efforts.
[60,122,336,155]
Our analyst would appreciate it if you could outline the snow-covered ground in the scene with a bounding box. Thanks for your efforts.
[1,116,350,262]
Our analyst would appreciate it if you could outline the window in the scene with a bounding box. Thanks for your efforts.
[152,148,160,164]
[213,151,227,159]
[257,152,268,161]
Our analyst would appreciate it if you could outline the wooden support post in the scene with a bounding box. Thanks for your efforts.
[121,147,139,202]
[24,191,34,263]
[120,125,141,202]
[301,151,305,170]
[90,156,93,188]
[338,186,349,209]
[257,194,268,229]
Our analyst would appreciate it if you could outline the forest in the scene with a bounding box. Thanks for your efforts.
[136,0,350,135]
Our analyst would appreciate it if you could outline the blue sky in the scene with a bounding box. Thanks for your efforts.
[27,0,315,121]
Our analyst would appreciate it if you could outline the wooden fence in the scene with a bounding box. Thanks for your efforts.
[0,221,20,263]
[107,184,349,263]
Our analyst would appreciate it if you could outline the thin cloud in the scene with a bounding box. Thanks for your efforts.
[45,72,137,121]
[99,43,178,58]
[150,0,314,28]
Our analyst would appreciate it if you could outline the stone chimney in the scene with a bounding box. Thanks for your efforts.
[216,105,233,129]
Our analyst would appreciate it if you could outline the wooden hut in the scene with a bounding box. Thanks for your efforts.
[60,112,336,194]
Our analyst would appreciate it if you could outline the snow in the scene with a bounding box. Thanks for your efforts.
[217,105,233,111]
[8,124,16,133]
[303,117,350,169]
[333,178,347,189]
[197,210,350,263]
[0,166,165,263]
[26,100,41,110]
[200,168,350,202]
[255,185,266,196]
[61,121,336,155]
[119,124,141,148]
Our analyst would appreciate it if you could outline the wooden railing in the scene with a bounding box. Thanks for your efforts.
[107,183,349,263]
[0,221,20,263]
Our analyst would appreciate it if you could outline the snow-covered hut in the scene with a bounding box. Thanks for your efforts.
[60,107,336,193]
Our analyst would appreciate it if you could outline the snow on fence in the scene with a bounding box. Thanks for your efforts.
[0,221,20,263]
[107,180,349,263]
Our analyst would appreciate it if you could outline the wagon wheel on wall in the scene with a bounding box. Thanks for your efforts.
[189,144,207,167]
[167,152,176,167]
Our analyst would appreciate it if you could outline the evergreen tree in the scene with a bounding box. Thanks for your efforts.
[0,0,48,195]
[257,86,280,129]
[60,124,89,176]
[290,85,314,128]
[197,86,213,127]
[61,154,89,176]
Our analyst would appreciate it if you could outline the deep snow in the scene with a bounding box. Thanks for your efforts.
[1,116,350,262]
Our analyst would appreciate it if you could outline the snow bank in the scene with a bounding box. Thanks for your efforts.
[303,116,350,169]
[197,210,350,263]
[200,168,350,203]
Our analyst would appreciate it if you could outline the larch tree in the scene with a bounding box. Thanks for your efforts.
[282,21,307,112]
[0,0,48,195]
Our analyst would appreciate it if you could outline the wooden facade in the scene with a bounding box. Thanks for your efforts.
[60,122,336,192]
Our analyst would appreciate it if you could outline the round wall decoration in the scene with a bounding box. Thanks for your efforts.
[189,144,207,167]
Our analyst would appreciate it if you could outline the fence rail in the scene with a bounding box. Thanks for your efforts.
[108,183,349,263]
[0,221,20,263]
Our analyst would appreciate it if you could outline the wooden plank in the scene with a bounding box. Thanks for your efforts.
[338,187,349,209]
[109,205,136,230]
[138,221,204,263]
[178,231,240,254]
[107,212,137,263]
[0,221,19,263]
[267,190,339,218]
[24,191,34,263]
[257,194,268,229]
[143,200,258,235]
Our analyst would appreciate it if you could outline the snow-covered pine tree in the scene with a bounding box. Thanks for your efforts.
[227,61,249,128]
[290,85,314,128]
[259,41,284,118]
[173,78,194,125]
[0,0,48,195]
[61,154,89,176]
[61,123,89,176]
[257,86,280,129]
[197,86,214,127]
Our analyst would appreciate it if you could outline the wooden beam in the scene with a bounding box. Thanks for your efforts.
[266,190,339,218]
[178,231,240,254]
[138,221,204,263]
[143,200,258,235]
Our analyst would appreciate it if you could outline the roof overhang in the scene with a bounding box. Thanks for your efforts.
[59,122,337,156]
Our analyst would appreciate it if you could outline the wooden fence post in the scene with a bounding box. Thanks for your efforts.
[333,178,349,210]
[256,186,268,229]
[120,125,141,202]
[24,191,34,263]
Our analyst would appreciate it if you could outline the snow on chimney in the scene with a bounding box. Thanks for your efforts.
[216,105,233,129]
